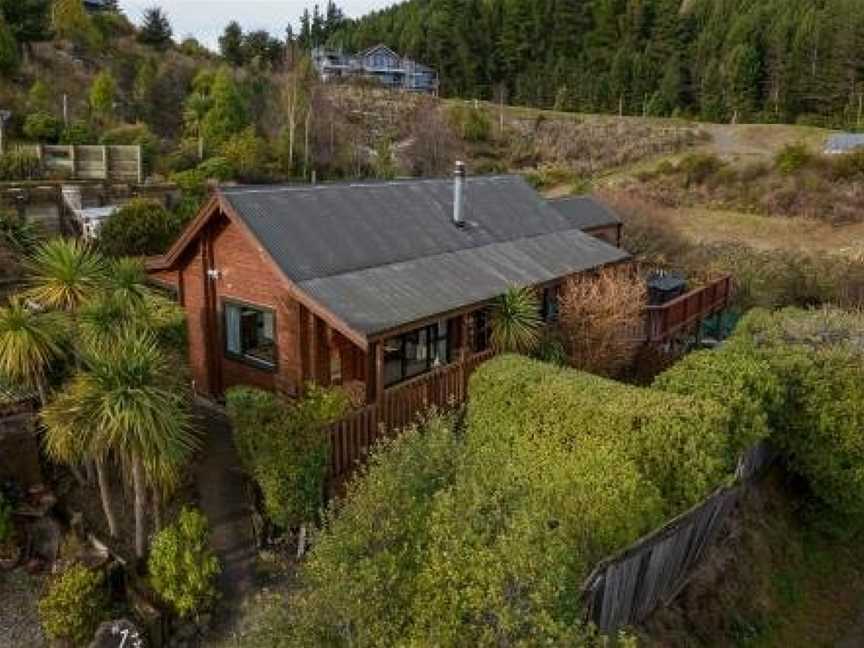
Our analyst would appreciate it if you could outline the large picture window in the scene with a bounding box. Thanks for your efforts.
[383,321,449,387]
[224,301,276,369]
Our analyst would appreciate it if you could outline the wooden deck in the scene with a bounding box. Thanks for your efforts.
[645,274,733,342]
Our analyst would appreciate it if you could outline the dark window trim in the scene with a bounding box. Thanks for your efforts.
[383,320,451,388]
[541,285,560,323]
[221,298,278,373]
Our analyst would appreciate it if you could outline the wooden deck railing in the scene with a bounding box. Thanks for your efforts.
[645,274,733,342]
[326,349,495,485]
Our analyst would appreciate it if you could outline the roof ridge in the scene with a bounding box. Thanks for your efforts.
[220,175,519,196]
[217,173,524,195]
[299,226,612,284]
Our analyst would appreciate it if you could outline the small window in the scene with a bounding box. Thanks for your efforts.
[224,301,276,369]
[542,287,560,323]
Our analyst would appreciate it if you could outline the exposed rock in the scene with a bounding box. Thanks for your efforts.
[90,619,146,648]
[28,515,62,563]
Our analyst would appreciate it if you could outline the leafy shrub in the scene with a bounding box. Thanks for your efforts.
[830,148,864,181]
[653,345,783,463]
[448,103,492,142]
[533,330,568,366]
[23,112,63,143]
[98,198,181,258]
[219,128,269,181]
[39,563,108,646]
[149,507,221,618]
[226,385,351,529]
[100,123,159,170]
[678,152,724,185]
[60,120,97,145]
[732,308,864,516]
[197,156,235,181]
[469,355,734,511]
[170,169,207,197]
[774,142,812,175]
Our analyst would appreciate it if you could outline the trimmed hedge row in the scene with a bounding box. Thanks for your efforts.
[227,385,350,529]
[279,309,864,643]
[653,345,783,465]
[468,354,735,512]
[730,308,864,516]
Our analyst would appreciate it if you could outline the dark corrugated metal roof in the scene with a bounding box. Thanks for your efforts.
[547,196,622,230]
[220,176,629,337]
[220,176,607,282]
[298,229,629,336]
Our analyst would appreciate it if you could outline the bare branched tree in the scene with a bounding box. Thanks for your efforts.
[559,267,647,377]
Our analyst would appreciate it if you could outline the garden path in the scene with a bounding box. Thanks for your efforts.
[194,402,257,599]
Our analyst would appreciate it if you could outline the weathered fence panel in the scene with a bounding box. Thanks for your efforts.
[580,441,775,632]
[16,145,142,183]
[325,349,495,485]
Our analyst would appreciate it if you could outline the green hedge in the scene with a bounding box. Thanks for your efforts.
[288,414,463,647]
[468,354,734,512]
[653,345,783,465]
[284,409,649,646]
[226,385,350,529]
[731,308,864,515]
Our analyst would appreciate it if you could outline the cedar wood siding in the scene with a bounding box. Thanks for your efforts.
[163,210,304,397]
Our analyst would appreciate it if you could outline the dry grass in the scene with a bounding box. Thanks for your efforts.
[603,191,864,310]
[559,267,647,378]
[641,205,864,256]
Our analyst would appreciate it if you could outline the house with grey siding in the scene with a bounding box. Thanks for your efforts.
[312,44,439,94]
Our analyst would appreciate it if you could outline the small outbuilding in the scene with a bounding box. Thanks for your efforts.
[824,133,864,155]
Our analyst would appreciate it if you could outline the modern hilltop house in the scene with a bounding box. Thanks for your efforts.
[311,44,439,94]
[147,165,631,402]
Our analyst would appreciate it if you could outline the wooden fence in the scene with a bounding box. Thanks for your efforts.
[16,145,143,183]
[326,349,495,484]
[579,441,776,633]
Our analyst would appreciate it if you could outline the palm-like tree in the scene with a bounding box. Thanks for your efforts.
[0,210,39,257]
[0,297,68,404]
[490,286,543,355]
[184,91,212,161]
[105,257,150,306]
[43,329,198,558]
[26,238,106,312]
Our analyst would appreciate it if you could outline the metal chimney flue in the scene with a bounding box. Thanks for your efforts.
[453,161,466,226]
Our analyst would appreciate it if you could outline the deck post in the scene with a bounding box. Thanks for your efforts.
[375,341,385,406]
[298,305,310,394]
